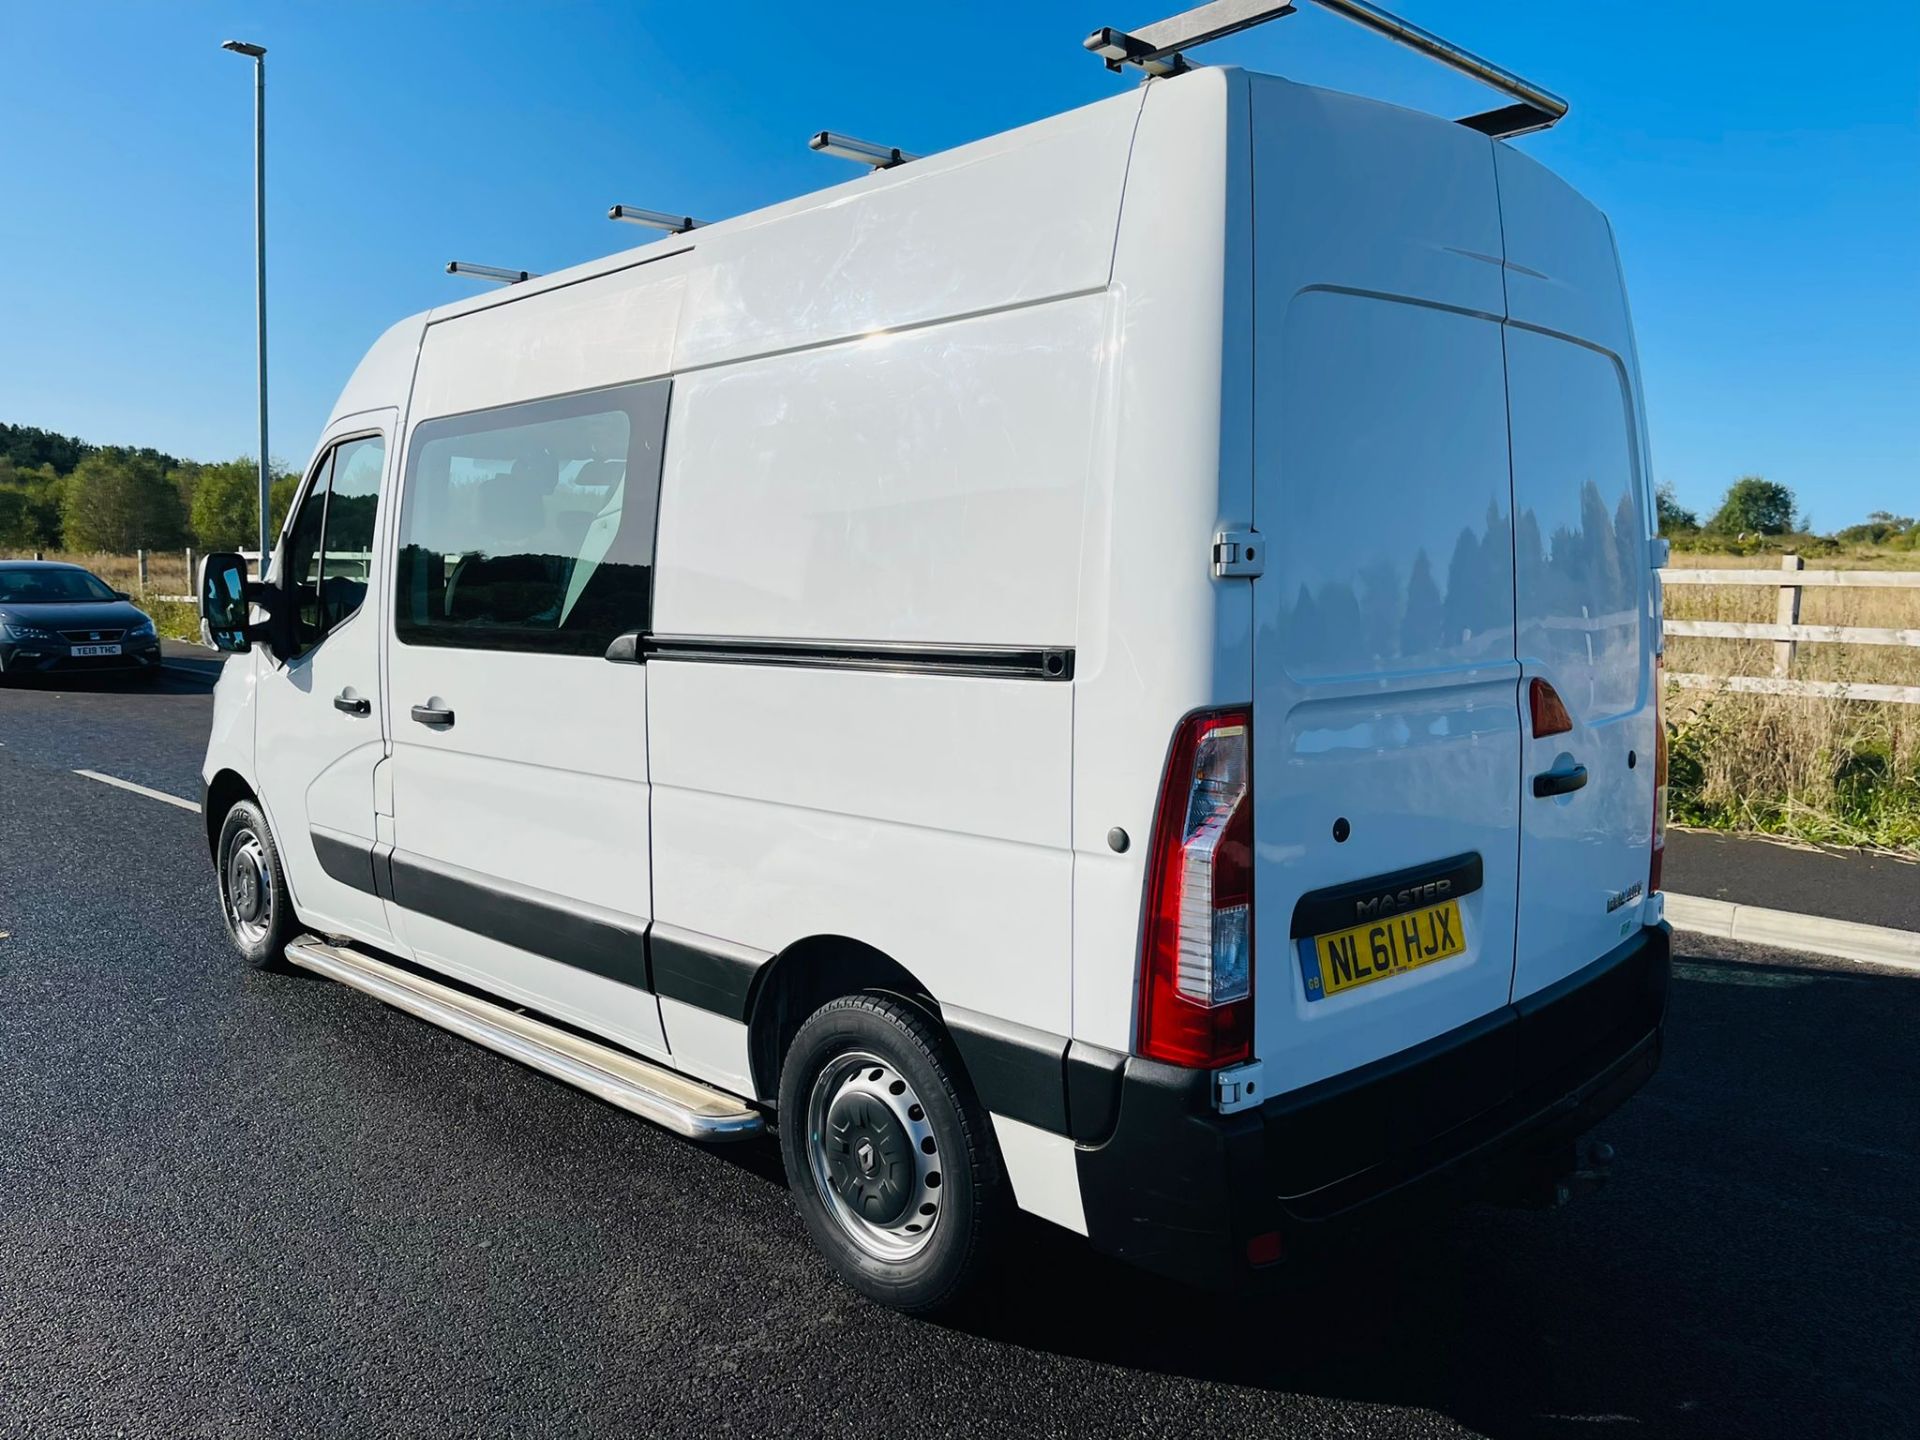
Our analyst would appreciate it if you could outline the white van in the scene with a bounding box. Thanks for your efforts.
[197,9,1671,1313]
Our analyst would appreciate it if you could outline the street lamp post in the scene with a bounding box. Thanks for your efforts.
[221,39,270,574]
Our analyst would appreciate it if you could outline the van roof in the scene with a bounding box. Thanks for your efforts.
[332,58,1598,432]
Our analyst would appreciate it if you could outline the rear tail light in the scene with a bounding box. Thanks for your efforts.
[1651,656,1669,894]
[1138,708,1253,1068]
[1529,677,1573,737]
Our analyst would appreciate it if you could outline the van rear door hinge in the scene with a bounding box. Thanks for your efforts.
[1214,1060,1262,1114]
[1213,528,1264,579]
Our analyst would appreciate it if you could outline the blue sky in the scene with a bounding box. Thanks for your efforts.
[3,2,1914,529]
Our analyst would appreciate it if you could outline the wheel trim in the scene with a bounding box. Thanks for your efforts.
[223,829,273,948]
[806,1050,944,1262]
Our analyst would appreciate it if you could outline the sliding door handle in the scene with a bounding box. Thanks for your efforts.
[333,692,371,716]
[1532,763,1588,798]
[410,703,455,728]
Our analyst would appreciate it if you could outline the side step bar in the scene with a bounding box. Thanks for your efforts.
[285,936,764,1142]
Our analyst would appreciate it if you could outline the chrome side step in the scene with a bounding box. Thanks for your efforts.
[284,937,764,1142]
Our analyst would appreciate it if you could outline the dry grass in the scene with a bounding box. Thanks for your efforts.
[1663,549,1920,850]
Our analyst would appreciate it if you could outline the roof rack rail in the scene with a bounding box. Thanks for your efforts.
[608,204,705,233]
[809,131,920,169]
[1085,0,1568,139]
[444,261,540,285]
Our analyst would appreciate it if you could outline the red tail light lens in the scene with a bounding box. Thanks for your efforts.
[1651,657,1669,893]
[1138,708,1253,1068]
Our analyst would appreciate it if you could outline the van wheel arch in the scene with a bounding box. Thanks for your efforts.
[746,935,943,1109]
[203,769,256,860]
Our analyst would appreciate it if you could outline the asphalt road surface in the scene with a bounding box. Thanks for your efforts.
[1665,828,1920,934]
[2,660,1915,1439]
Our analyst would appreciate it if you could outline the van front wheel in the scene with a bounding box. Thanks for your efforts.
[779,994,1008,1313]
[215,799,296,969]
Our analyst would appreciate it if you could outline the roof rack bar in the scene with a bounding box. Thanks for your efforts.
[809,131,920,169]
[1086,1,1294,76]
[445,261,539,285]
[1307,0,1566,136]
[1085,0,1568,138]
[608,204,705,233]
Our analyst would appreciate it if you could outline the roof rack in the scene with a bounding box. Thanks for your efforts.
[1085,0,1568,139]
[809,131,920,169]
[444,261,540,285]
[608,204,705,233]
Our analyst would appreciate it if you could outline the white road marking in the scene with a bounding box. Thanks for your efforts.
[72,769,199,813]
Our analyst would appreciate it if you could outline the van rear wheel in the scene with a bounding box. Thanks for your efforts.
[216,799,296,969]
[778,994,1008,1313]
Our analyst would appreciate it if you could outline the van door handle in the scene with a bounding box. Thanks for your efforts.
[410,703,455,728]
[1532,763,1588,798]
[333,692,371,716]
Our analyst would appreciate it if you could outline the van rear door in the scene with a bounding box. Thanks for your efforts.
[1496,149,1660,1000]
[1248,79,1523,1093]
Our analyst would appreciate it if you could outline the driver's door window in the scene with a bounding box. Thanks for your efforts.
[279,434,386,662]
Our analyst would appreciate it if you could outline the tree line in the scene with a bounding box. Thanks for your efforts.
[1657,475,1915,552]
[0,420,296,554]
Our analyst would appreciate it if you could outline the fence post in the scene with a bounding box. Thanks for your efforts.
[32,550,42,561]
[136,548,149,595]
[185,547,196,593]
[1774,553,1803,677]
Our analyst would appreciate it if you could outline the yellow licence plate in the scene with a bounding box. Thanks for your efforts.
[1302,899,1466,1000]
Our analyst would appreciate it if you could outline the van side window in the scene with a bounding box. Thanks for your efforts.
[318,434,385,631]
[394,381,669,656]
[276,433,387,662]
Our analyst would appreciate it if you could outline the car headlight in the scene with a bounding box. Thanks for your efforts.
[129,618,157,639]
[0,619,57,641]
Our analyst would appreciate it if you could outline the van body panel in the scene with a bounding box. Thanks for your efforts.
[1070,67,1255,1053]
[1495,147,1659,1000]
[1245,77,1508,322]
[324,316,425,431]
[410,257,688,421]
[651,295,1106,648]
[669,91,1143,373]
[1247,78,1525,1091]
[381,649,669,1057]
[647,658,1074,1036]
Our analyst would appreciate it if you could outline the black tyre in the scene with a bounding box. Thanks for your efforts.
[778,994,1009,1313]
[215,798,297,968]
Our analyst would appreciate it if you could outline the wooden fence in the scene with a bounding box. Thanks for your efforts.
[1661,555,1920,705]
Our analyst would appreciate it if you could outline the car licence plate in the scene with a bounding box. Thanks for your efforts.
[71,644,122,657]
[1299,898,1466,1001]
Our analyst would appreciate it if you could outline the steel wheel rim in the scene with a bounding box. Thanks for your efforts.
[805,1049,944,1262]
[224,829,272,947]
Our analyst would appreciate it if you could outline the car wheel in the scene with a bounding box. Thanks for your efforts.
[778,993,1009,1313]
[216,799,297,968]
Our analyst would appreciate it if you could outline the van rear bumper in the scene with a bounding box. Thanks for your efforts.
[1074,922,1671,1288]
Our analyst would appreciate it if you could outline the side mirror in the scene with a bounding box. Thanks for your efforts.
[112,589,132,601]
[198,552,253,653]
